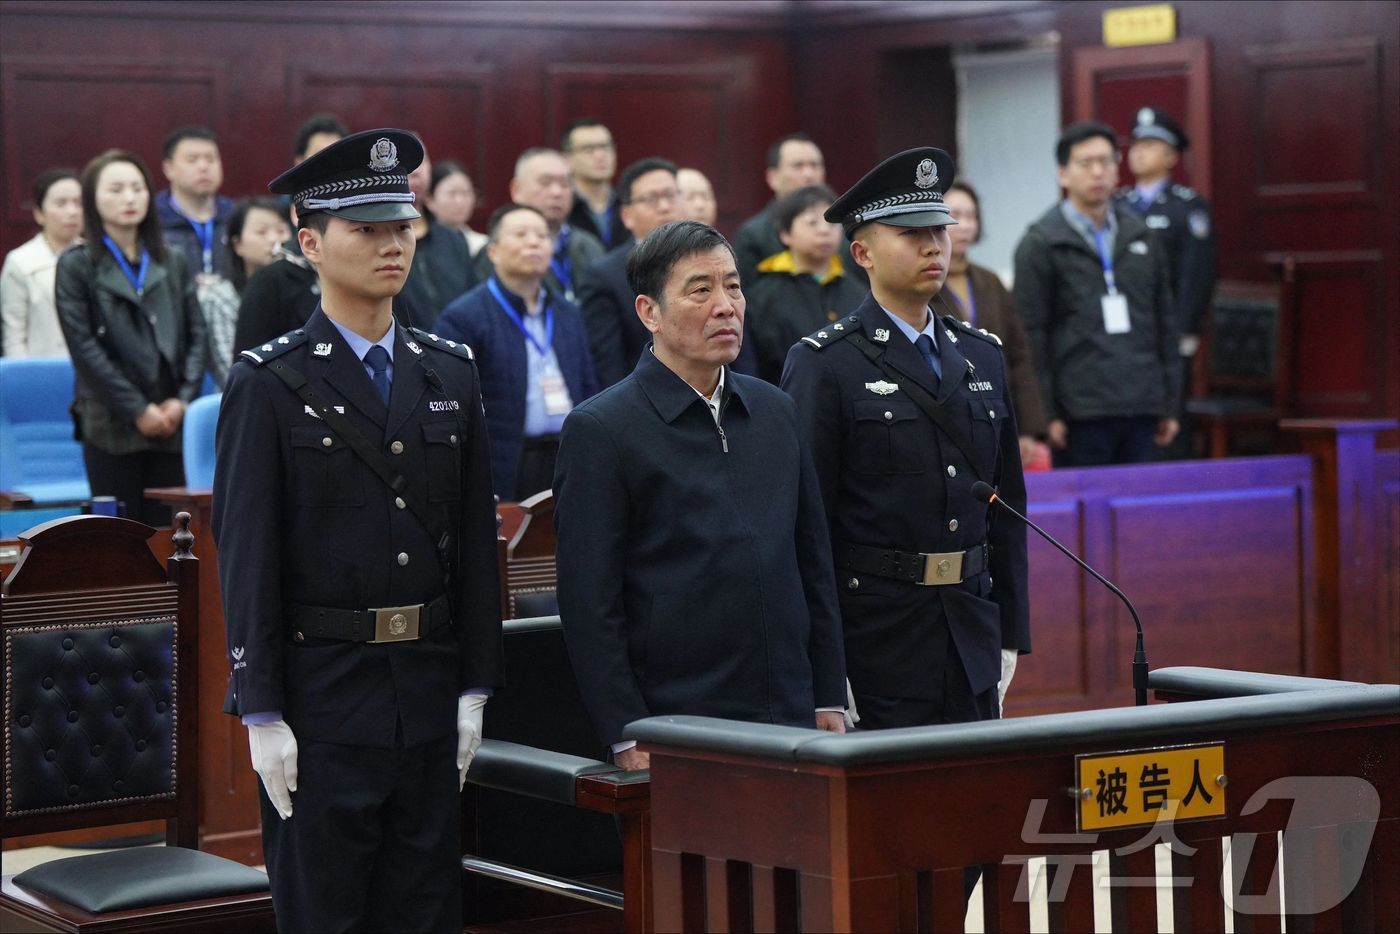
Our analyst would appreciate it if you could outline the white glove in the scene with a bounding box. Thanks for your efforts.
[997,648,1019,714]
[457,694,488,790]
[248,720,298,820]
[843,679,861,730]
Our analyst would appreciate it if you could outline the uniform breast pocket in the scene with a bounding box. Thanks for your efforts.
[289,426,364,507]
[850,399,925,475]
[422,420,462,503]
[969,400,1000,452]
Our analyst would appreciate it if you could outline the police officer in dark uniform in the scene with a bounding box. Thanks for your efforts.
[212,128,502,932]
[781,148,1030,731]
[1116,107,1217,457]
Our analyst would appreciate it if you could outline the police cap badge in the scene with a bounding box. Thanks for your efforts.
[824,147,957,238]
[269,127,423,223]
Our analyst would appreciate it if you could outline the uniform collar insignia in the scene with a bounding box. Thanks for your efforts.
[313,342,332,357]
[405,340,422,355]
[865,379,899,395]
[873,328,890,343]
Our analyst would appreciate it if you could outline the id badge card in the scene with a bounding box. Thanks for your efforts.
[1101,293,1131,334]
[541,372,572,415]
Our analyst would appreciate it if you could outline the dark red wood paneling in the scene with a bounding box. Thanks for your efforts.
[0,0,796,253]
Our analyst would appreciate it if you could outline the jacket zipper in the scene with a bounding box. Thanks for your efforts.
[716,385,731,453]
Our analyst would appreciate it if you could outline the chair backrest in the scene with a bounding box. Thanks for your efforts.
[2,514,199,847]
[0,357,89,503]
[504,491,558,618]
[1202,280,1288,404]
[474,615,619,877]
[182,394,222,489]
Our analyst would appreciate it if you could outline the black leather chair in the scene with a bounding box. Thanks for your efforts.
[1,514,274,932]
[462,615,652,932]
[1186,280,1290,457]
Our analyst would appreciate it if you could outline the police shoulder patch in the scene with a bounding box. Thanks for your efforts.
[1171,184,1199,201]
[944,314,1003,348]
[799,314,861,351]
[238,328,307,366]
[409,327,475,362]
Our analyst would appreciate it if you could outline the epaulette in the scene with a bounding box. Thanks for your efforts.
[409,327,475,362]
[1171,184,1199,201]
[238,328,307,365]
[799,314,861,351]
[943,314,1003,348]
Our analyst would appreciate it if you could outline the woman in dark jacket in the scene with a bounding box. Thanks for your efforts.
[56,149,207,524]
[942,180,1048,466]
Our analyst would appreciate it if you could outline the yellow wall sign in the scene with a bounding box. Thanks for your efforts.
[1103,4,1178,48]
[1076,742,1226,832]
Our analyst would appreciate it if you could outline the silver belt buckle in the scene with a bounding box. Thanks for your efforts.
[919,551,964,586]
[370,604,422,643]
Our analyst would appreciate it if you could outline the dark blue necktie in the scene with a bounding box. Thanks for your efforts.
[916,333,942,381]
[365,345,391,404]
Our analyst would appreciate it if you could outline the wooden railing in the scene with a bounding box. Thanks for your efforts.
[630,671,1400,933]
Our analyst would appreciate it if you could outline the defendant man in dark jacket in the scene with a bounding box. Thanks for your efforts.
[1013,121,1180,466]
[554,220,847,769]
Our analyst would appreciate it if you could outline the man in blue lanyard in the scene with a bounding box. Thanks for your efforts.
[435,203,599,500]
[1014,121,1181,467]
[474,148,606,305]
[155,125,236,280]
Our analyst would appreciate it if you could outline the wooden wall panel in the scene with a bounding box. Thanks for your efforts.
[544,64,742,229]
[0,58,224,227]
[1246,39,1379,204]
[1108,488,1307,681]
[1017,500,1088,704]
[0,0,797,255]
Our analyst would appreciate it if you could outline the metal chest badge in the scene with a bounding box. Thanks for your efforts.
[865,380,899,395]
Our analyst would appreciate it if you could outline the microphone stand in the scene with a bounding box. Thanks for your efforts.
[976,483,1149,706]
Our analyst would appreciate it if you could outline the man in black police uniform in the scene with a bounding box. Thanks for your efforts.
[781,148,1030,731]
[1116,107,1217,457]
[213,128,502,932]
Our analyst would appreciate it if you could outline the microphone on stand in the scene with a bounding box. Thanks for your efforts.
[971,480,1150,707]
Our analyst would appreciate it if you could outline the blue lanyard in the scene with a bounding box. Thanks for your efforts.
[102,236,150,296]
[487,277,553,357]
[1092,228,1118,295]
[550,229,573,293]
[171,201,215,273]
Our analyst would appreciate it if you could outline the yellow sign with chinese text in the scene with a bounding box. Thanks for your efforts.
[1076,742,1225,832]
[1103,4,1178,48]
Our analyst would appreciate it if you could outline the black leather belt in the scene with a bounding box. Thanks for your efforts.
[837,541,988,587]
[287,594,452,644]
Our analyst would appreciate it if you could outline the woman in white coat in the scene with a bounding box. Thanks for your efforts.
[1,168,83,356]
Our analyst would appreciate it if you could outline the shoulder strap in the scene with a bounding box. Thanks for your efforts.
[264,358,457,590]
[846,332,992,483]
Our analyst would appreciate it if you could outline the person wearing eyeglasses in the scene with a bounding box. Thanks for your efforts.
[1013,121,1180,467]
[563,118,629,249]
[576,157,684,388]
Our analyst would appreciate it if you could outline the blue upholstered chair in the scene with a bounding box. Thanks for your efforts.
[0,357,90,506]
[0,358,89,539]
[181,393,222,490]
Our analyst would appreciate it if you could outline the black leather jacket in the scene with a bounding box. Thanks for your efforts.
[55,244,207,453]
